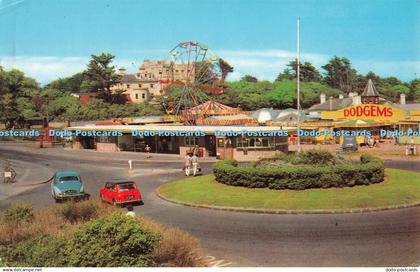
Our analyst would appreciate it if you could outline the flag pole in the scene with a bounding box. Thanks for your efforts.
[296,17,301,153]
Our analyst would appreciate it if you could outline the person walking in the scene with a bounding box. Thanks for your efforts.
[184,152,192,176]
[191,152,199,176]
[144,144,152,158]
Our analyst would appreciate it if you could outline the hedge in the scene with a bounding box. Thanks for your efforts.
[213,154,384,190]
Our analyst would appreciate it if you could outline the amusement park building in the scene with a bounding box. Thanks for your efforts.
[68,125,291,161]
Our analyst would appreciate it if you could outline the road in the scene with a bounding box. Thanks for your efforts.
[0,145,419,266]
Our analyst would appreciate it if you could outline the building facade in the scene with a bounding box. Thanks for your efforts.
[111,60,193,103]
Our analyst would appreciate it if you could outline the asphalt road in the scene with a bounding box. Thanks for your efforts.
[0,145,419,267]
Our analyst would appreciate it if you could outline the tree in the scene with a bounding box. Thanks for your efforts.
[219,58,233,81]
[83,53,121,102]
[409,79,420,102]
[322,56,358,93]
[275,68,294,81]
[276,60,322,82]
[240,75,258,83]
[47,73,85,94]
[0,68,39,128]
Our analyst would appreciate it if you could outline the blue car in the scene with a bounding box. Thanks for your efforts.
[51,171,87,202]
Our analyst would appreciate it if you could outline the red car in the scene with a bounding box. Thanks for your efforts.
[99,179,143,206]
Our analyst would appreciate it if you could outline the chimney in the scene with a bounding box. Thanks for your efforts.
[329,96,333,110]
[400,93,406,105]
[320,93,326,104]
[339,94,344,99]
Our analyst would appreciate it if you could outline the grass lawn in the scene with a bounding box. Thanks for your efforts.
[158,169,420,210]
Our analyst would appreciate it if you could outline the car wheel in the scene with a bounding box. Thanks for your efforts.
[100,194,105,202]
[112,199,116,206]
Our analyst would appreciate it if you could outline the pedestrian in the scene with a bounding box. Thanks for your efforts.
[191,152,199,176]
[184,152,192,176]
[126,205,136,218]
[144,144,152,158]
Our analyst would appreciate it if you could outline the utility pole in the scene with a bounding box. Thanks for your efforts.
[296,17,302,153]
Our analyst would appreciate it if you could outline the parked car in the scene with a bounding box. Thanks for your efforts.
[99,179,143,206]
[51,170,88,202]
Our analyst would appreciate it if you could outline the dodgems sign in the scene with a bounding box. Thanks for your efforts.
[321,104,407,122]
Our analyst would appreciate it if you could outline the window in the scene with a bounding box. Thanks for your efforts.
[236,137,274,149]
[142,93,146,99]
[185,136,199,147]
[150,93,154,98]
[150,84,154,88]
[138,84,142,87]
[135,94,139,99]
[126,84,130,88]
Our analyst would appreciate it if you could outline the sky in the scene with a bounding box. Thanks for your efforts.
[0,0,418,85]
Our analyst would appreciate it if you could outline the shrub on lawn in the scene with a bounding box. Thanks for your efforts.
[0,234,68,267]
[213,152,384,190]
[152,226,205,267]
[55,201,98,223]
[1,203,34,224]
[67,213,160,267]
[0,199,207,267]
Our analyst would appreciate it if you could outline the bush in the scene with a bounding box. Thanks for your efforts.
[214,154,384,190]
[152,227,205,267]
[0,234,68,267]
[1,203,34,224]
[67,213,160,267]
[55,201,98,223]
[299,149,336,165]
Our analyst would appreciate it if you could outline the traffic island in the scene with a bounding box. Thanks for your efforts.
[157,168,420,214]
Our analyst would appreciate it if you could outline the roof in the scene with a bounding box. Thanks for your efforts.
[308,98,353,111]
[108,178,134,184]
[335,119,383,127]
[120,74,159,83]
[68,124,294,134]
[250,108,279,122]
[361,79,380,97]
[189,101,241,115]
[388,102,420,111]
[121,74,140,83]
[273,112,308,122]
[55,170,81,178]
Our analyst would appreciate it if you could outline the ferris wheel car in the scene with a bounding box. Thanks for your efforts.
[99,179,143,206]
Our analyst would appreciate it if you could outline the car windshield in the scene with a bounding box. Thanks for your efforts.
[118,183,136,191]
[59,176,80,182]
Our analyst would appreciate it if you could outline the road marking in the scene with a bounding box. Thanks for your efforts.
[203,255,233,267]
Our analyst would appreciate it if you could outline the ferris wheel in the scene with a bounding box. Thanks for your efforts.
[159,41,231,125]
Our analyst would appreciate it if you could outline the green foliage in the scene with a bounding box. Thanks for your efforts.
[67,213,159,267]
[1,203,34,224]
[298,149,336,165]
[55,201,98,224]
[0,234,68,267]
[276,60,322,82]
[322,56,358,93]
[83,53,122,101]
[213,154,384,190]
[268,80,342,109]
[47,73,85,93]
[240,75,258,83]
